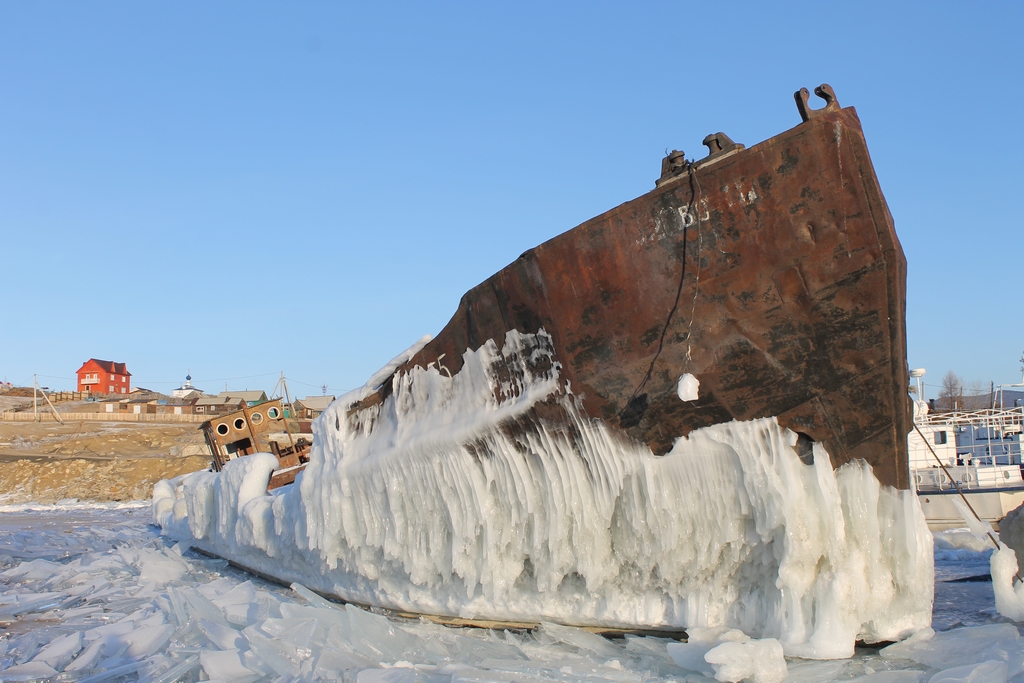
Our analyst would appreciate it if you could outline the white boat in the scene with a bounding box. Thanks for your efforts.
[910,401,1024,530]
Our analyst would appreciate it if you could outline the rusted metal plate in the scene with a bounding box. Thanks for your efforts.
[371,87,910,489]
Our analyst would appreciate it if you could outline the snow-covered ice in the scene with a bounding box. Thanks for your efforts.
[153,330,934,658]
[0,503,1022,683]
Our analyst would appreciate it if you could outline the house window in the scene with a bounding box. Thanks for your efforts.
[110,374,114,380]
[121,388,126,394]
[122,377,126,383]
[935,431,948,445]
[109,385,114,392]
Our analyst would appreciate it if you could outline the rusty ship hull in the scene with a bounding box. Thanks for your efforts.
[155,87,930,641]
[356,88,910,489]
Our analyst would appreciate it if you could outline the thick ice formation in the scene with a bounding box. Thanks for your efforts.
[154,330,933,659]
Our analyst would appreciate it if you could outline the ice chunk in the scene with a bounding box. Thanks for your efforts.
[357,668,451,683]
[346,604,422,661]
[951,498,1000,547]
[677,373,700,401]
[212,579,257,608]
[929,659,1007,683]
[882,624,1023,675]
[31,630,82,670]
[538,623,621,658]
[667,628,749,678]
[934,529,993,555]
[149,653,200,683]
[123,624,174,658]
[291,581,340,610]
[0,661,58,679]
[704,638,786,683]
[198,618,247,650]
[991,543,1024,621]
[64,637,107,672]
[138,551,188,585]
[844,673,923,682]
[1000,502,1024,571]
[199,648,262,683]
[453,634,528,662]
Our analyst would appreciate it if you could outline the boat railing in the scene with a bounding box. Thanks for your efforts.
[914,464,1024,492]
[912,407,1024,492]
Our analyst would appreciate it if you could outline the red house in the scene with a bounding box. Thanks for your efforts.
[76,359,131,395]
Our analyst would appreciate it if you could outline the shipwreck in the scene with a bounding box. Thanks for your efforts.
[351,82,910,490]
[155,86,930,654]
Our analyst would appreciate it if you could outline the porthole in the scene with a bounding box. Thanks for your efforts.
[216,423,229,436]
[233,417,246,430]
[250,412,264,425]
[267,407,280,419]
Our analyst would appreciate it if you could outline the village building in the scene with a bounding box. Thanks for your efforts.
[75,359,131,395]
[293,395,335,419]
[193,395,247,415]
[172,374,204,400]
[218,390,268,407]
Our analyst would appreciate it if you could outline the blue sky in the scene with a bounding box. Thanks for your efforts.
[2,2,1022,400]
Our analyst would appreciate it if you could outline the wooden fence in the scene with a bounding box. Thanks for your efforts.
[0,412,208,424]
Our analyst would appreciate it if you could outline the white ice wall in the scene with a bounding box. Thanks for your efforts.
[154,330,933,659]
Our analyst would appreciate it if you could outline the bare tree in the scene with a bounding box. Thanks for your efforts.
[938,370,963,411]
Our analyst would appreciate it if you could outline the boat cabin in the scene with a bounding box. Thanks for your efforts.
[200,398,310,489]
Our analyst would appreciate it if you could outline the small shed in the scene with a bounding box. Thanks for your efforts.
[194,395,246,415]
[293,395,335,419]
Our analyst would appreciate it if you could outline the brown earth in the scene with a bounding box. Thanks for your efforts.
[0,421,212,504]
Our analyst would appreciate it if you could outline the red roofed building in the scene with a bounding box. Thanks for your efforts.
[76,359,131,395]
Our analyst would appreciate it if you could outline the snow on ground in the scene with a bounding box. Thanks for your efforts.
[1,505,1022,683]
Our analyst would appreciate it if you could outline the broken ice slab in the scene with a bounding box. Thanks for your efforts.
[199,648,262,683]
[291,581,338,610]
[536,623,623,659]
[242,624,306,677]
[197,618,246,650]
[0,592,68,618]
[881,624,1024,675]
[929,659,1008,682]
[142,653,200,683]
[0,660,58,680]
[257,617,317,647]
[345,603,424,662]
[453,634,528,663]
[357,668,453,683]
[30,630,82,670]
[314,647,383,679]
[279,601,350,641]
[104,624,174,660]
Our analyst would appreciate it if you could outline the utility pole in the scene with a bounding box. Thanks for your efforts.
[32,375,64,424]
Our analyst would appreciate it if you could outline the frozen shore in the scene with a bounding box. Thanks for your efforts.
[0,504,1018,683]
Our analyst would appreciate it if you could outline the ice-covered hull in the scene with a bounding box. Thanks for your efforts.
[370,88,909,490]
[154,88,928,655]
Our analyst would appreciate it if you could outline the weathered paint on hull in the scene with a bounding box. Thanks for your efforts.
[359,89,910,489]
